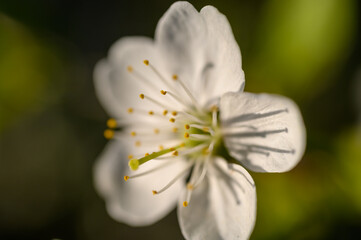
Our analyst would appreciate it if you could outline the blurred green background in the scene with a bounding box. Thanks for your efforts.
[0,0,360,239]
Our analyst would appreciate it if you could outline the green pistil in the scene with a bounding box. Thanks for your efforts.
[128,144,184,171]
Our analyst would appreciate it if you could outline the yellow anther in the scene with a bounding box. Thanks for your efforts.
[172,74,178,80]
[184,132,190,138]
[184,124,190,130]
[124,176,129,181]
[203,127,209,132]
[127,108,134,113]
[104,129,114,139]
[159,145,164,150]
[172,151,178,156]
[154,128,160,134]
[145,153,149,156]
[169,118,175,123]
[143,60,149,66]
[163,110,168,116]
[130,131,136,137]
[129,159,139,171]
[128,154,134,159]
[160,90,167,95]
[211,105,218,111]
[172,127,178,132]
[172,111,177,116]
[139,94,145,99]
[183,201,188,207]
[148,111,154,115]
[202,147,210,155]
[127,65,133,72]
[135,141,141,147]
[152,190,158,195]
[180,142,185,147]
[170,147,175,151]
[187,183,194,190]
[106,118,117,128]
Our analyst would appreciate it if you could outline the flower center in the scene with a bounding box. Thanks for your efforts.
[104,59,228,206]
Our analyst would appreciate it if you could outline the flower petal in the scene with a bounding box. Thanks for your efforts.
[94,37,181,119]
[220,92,306,172]
[178,159,256,240]
[199,6,245,102]
[94,139,187,226]
[155,2,244,106]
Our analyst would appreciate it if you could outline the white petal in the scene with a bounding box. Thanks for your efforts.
[94,139,187,226]
[94,37,181,120]
[178,159,256,240]
[199,6,245,101]
[220,92,306,172]
[155,2,244,106]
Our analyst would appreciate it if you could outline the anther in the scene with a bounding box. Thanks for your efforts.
[148,111,154,115]
[154,128,160,134]
[185,124,190,130]
[106,118,117,128]
[180,142,186,147]
[139,94,145,99]
[135,141,141,147]
[128,154,134,159]
[127,108,134,113]
[160,90,167,95]
[172,74,178,80]
[104,129,114,139]
[172,127,178,132]
[130,131,136,137]
[172,111,177,116]
[169,118,175,123]
[183,201,188,207]
[163,110,168,116]
[184,132,190,138]
[172,151,178,156]
[187,183,194,190]
[159,145,164,150]
[127,66,133,72]
[143,60,149,66]
[152,190,158,195]
[129,159,139,171]
[145,153,149,156]
[124,176,129,181]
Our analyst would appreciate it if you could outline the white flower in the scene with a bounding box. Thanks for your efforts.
[93,2,306,240]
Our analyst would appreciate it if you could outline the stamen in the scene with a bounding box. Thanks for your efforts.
[184,132,190,138]
[135,141,141,147]
[163,90,192,110]
[127,108,134,114]
[143,60,175,92]
[169,118,176,123]
[189,134,211,140]
[104,129,114,139]
[139,93,170,110]
[183,201,188,207]
[172,74,203,112]
[172,111,177,116]
[124,160,177,181]
[190,124,215,135]
[128,154,134,159]
[148,111,154,115]
[172,127,178,133]
[163,110,168,116]
[106,118,117,128]
[154,128,160,134]
[130,131,136,137]
[152,160,194,195]
[212,105,218,128]
[127,66,133,72]
[185,124,190,130]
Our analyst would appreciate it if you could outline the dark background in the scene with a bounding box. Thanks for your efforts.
[0,0,360,239]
